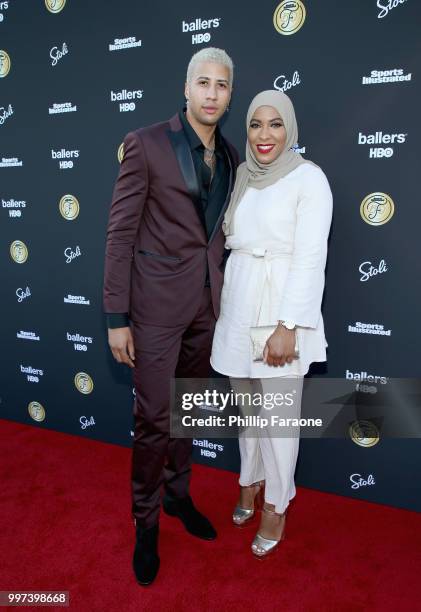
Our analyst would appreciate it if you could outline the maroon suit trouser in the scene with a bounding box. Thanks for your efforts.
[130,286,216,528]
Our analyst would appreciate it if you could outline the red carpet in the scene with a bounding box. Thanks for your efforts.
[0,419,419,612]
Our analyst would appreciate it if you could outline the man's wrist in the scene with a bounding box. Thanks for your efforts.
[106,313,130,329]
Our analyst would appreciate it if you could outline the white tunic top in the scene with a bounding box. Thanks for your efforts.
[210,163,333,378]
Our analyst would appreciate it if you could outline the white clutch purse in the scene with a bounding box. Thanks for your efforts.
[250,325,300,362]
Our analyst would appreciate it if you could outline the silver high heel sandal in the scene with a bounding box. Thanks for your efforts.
[251,505,286,558]
[232,481,265,526]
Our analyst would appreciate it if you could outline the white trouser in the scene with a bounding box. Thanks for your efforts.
[230,375,304,515]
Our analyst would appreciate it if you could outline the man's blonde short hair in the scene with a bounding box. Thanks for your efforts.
[186,47,234,87]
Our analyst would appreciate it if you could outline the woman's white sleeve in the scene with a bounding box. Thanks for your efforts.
[278,168,333,328]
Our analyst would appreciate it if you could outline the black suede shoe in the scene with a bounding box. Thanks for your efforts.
[133,523,160,586]
[163,495,217,540]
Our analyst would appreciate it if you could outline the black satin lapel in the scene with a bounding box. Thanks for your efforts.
[167,129,207,235]
[208,144,234,244]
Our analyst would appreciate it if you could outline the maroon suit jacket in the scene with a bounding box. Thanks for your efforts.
[103,113,239,327]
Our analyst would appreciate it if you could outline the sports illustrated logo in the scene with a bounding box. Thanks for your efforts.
[0,49,11,77]
[16,286,31,302]
[66,332,93,352]
[64,294,90,305]
[49,102,77,115]
[10,240,28,263]
[377,0,408,19]
[51,148,79,170]
[109,36,142,51]
[3,198,26,219]
[0,103,13,125]
[360,192,394,226]
[17,330,40,341]
[64,245,82,263]
[274,70,301,93]
[348,322,392,336]
[50,42,68,66]
[359,259,388,282]
[193,438,224,460]
[0,157,23,167]
[117,142,124,163]
[45,0,66,14]
[182,17,221,45]
[80,415,96,429]
[110,89,143,113]
[358,131,407,158]
[20,365,44,383]
[28,401,46,422]
[59,194,79,220]
[350,473,376,489]
[273,1,306,35]
[292,143,306,154]
[74,372,94,394]
[349,420,380,447]
[0,2,10,23]
[362,68,412,85]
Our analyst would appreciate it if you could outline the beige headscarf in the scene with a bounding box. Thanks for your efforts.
[222,89,318,236]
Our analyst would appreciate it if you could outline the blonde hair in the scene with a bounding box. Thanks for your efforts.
[186,47,234,87]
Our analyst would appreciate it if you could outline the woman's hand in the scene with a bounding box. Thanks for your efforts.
[263,324,297,367]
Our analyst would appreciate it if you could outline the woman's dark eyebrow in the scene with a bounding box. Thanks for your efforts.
[250,116,283,123]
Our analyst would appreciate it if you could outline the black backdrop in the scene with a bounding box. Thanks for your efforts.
[1,0,420,511]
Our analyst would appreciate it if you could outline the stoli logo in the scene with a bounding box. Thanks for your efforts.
[350,473,376,489]
[50,42,69,66]
[377,0,408,19]
[16,286,31,302]
[80,416,95,429]
[274,70,301,93]
[359,259,388,282]
[64,245,81,263]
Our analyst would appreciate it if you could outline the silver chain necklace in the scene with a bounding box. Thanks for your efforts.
[204,141,216,179]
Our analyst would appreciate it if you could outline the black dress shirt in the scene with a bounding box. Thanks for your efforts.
[178,109,230,243]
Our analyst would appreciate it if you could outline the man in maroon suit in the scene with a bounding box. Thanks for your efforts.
[103,47,238,585]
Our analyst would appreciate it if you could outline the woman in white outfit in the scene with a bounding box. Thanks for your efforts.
[210,90,333,557]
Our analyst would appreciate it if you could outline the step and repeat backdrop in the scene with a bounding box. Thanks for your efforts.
[1,0,420,511]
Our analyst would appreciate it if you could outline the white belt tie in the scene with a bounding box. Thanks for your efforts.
[230,247,291,282]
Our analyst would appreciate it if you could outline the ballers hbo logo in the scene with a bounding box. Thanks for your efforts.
[10,240,28,263]
[0,50,11,78]
[45,0,66,14]
[59,194,79,220]
[360,192,395,226]
[273,0,306,35]
[74,372,94,394]
[349,420,380,448]
[28,401,46,422]
[117,142,125,163]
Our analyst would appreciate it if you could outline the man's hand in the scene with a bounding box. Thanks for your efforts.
[108,327,136,368]
[263,324,297,367]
